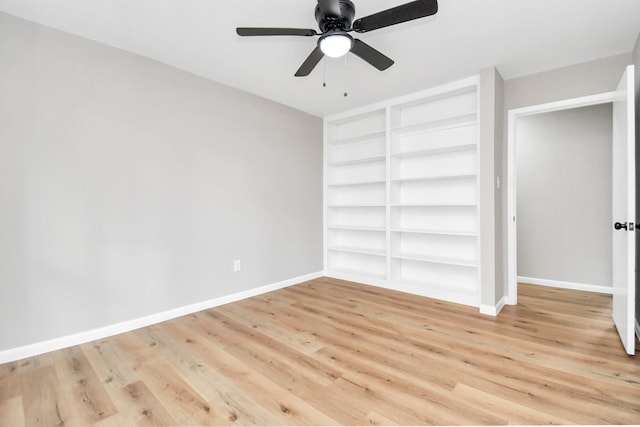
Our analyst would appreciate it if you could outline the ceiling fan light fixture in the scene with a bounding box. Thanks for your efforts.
[319,32,353,58]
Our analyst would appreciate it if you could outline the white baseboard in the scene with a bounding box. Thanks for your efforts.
[0,271,323,364]
[324,270,480,308]
[480,296,506,316]
[517,276,613,294]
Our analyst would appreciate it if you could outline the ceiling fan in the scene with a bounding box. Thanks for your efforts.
[236,0,438,77]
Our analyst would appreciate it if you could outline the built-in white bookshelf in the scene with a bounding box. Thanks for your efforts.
[324,78,480,306]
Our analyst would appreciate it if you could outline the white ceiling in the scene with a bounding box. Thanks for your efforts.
[1,0,639,117]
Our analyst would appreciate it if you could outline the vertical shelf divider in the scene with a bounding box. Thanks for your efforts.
[385,105,392,282]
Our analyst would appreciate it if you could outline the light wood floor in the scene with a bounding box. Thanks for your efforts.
[1,278,639,426]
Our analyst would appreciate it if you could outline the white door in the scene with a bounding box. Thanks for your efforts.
[612,64,636,356]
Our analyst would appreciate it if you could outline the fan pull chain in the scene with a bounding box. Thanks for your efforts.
[343,54,348,97]
[323,58,326,88]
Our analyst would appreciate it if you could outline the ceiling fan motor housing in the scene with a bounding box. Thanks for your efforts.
[315,0,355,32]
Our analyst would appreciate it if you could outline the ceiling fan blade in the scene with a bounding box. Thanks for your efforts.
[236,27,317,37]
[295,46,325,77]
[317,0,342,17]
[352,0,438,33]
[350,39,394,71]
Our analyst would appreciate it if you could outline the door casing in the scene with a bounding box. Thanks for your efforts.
[506,91,618,304]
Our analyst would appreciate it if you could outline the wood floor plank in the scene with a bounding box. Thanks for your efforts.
[129,357,216,426]
[363,410,399,426]
[0,395,25,427]
[131,324,285,425]
[81,339,140,388]
[159,318,341,426]
[114,381,178,426]
[0,354,51,384]
[218,296,326,356]
[86,323,239,426]
[0,377,21,402]
[193,310,343,392]
[20,366,69,427]
[451,382,573,425]
[343,372,507,426]
[1,279,639,425]
[49,346,118,425]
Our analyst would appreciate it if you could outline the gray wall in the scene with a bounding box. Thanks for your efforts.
[479,67,504,308]
[0,13,323,351]
[516,105,613,287]
[500,53,631,300]
[494,71,505,304]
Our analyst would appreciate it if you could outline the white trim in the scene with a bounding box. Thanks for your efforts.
[325,271,480,308]
[323,117,328,273]
[385,105,392,282]
[0,271,323,364]
[506,91,618,305]
[480,296,506,316]
[507,107,518,305]
[508,92,618,118]
[517,276,613,294]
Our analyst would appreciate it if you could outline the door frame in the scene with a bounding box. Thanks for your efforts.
[506,91,618,305]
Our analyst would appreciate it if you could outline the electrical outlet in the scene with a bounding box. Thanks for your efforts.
[233,260,241,272]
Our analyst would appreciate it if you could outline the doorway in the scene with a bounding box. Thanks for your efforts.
[515,103,613,293]
[507,65,637,355]
[506,91,619,304]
